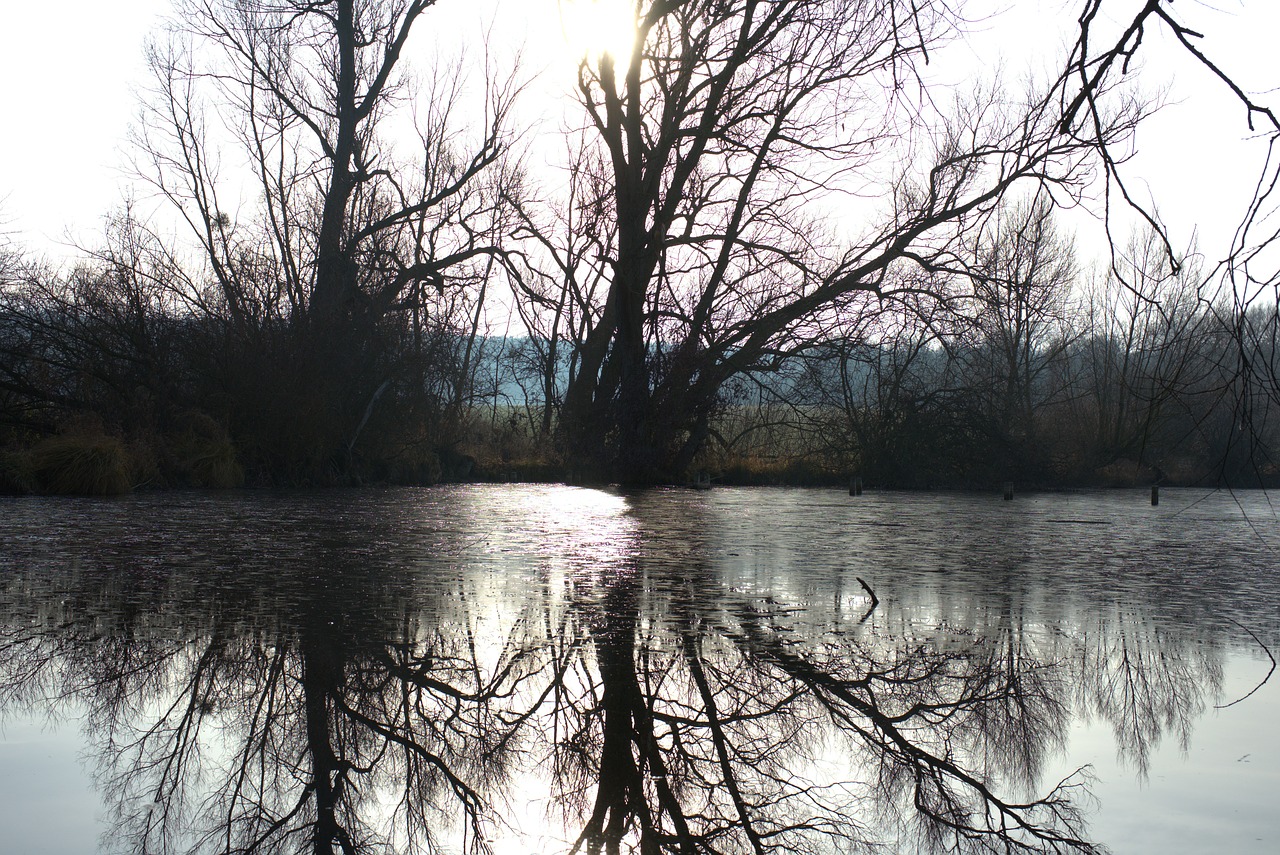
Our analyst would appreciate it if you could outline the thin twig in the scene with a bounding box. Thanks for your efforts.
[1215,618,1276,709]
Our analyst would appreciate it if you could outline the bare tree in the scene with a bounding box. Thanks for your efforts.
[1063,0,1280,479]
[527,0,1146,483]
[506,134,619,440]
[1062,0,1279,265]
[1068,230,1209,474]
[134,0,519,478]
[959,192,1078,470]
[797,294,969,486]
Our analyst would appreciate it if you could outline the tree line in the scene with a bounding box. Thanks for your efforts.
[1,0,1276,490]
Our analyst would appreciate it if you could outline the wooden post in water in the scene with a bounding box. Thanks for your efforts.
[1151,484,1159,506]
[1003,481,1014,501]
[849,476,863,497]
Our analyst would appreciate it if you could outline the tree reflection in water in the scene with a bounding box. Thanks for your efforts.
[0,555,533,854]
[0,495,1233,855]
[550,566,1097,855]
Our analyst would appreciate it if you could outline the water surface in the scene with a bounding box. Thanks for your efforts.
[1,486,1276,853]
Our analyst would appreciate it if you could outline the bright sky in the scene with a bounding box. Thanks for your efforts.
[1,0,1276,270]
[0,0,170,252]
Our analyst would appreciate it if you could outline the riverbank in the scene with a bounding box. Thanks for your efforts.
[5,440,1271,496]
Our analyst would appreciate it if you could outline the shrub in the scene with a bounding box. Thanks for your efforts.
[0,449,28,494]
[168,412,245,488]
[22,434,134,495]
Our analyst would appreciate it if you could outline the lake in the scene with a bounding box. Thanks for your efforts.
[0,486,1276,854]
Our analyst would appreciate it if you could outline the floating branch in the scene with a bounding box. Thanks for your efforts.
[856,576,879,623]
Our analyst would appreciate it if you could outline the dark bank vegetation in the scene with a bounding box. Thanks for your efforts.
[4,206,1274,492]
[1,0,1278,492]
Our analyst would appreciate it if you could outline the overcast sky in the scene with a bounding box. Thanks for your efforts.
[1,0,1276,270]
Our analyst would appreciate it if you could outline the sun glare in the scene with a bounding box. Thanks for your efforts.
[560,0,638,68]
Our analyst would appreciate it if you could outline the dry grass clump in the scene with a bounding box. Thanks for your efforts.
[21,434,135,495]
[0,449,27,494]
[169,412,245,488]
[183,439,245,488]
[382,445,443,485]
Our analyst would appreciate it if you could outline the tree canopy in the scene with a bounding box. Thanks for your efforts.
[1,0,1276,488]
